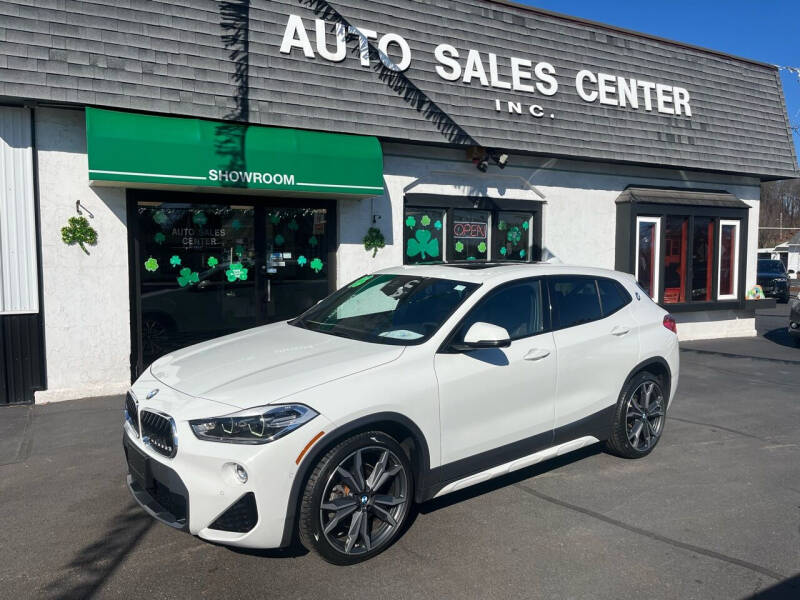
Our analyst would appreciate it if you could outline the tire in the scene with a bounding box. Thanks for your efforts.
[298,431,414,565]
[605,371,667,459]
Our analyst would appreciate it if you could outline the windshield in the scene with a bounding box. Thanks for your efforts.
[758,260,786,275]
[291,274,480,345]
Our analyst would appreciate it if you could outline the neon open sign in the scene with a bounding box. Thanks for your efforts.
[452,222,487,239]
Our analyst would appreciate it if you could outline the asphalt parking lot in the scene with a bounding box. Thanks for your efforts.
[1,307,799,600]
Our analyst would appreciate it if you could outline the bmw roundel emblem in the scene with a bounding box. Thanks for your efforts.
[361,495,369,505]
[146,389,160,400]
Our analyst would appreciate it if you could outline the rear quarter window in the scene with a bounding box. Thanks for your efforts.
[597,278,632,316]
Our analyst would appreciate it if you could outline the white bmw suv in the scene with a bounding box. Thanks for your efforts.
[124,263,679,564]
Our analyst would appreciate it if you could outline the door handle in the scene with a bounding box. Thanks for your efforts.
[611,326,631,337]
[524,348,551,361]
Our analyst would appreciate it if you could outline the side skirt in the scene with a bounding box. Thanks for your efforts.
[421,404,615,501]
[432,436,600,499]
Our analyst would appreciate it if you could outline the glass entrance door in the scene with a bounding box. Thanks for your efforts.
[264,208,329,322]
[133,193,333,372]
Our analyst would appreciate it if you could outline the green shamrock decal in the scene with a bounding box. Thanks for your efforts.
[270,213,281,225]
[310,258,324,273]
[507,227,522,245]
[405,215,416,229]
[231,219,242,231]
[477,241,487,254]
[154,232,166,245]
[520,249,526,258]
[207,256,219,268]
[498,220,507,231]
[434,220,442,230]
[226,262,249,282]
[288,220,299,231]
[153,210,167,225]
[297,255,308,267]
[169,255,181,267]
[500,246,508,256]
[350,275,374,288]
[177,267,199,287]
[274,234,285,246]
[193,211,208,226]
[309,236,318,247]
[455,240,465,253]
[144,257,159,272]
[421,215,431,226]
[406,229,440,260]
[522,221,530,231]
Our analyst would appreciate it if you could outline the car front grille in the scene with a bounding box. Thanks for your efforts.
[140,410,177,458]
[125,392,139,436]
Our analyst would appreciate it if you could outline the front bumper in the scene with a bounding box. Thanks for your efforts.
[759,279,789,299]
[123,379,331,549]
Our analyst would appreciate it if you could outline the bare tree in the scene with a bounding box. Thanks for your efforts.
[760,178,800,247]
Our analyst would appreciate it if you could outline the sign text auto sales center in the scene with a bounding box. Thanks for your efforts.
[0,0,796,404]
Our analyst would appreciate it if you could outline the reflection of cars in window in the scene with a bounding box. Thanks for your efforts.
[141,258,257,360]
[124,264,679,565]
[757,259,789,303]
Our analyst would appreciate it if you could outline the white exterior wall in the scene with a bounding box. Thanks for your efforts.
[338,143,762,341]
[34,108,131,403]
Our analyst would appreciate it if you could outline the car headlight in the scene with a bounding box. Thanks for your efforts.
[189,404,318,444]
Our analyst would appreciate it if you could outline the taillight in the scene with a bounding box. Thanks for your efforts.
[663,314,677,334]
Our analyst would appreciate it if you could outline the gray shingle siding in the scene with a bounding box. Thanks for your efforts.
[0,0,796,178]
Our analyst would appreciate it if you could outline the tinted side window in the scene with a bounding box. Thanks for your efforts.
[550,276,602,329]
[597,278,632,316]
[456,280,544,342]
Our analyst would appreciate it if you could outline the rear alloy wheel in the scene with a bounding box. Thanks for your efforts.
[298,431,413,564]
[606,371,666,458]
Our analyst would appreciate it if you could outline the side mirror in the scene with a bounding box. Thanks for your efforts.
[789,270,796,275]
[462,322,511,349]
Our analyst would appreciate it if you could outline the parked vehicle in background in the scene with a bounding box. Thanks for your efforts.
[123,264,680,564]
[757,259,790,303]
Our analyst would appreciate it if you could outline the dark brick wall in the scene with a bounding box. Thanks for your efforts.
[0,0,796,178]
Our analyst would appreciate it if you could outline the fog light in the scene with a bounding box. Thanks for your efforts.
[234,464,248,483]
[791,322,798,329]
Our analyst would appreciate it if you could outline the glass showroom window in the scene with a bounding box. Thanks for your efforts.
[635,217,660,301]
[717,220,740,299]
[493,212,533,261]
[691,217,715,301]
[404,206,537,264]
[663,216,689,304]
[449,209,490,261]
[403,208,445,264]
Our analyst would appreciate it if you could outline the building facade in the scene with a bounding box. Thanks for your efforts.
[0,0,797,405]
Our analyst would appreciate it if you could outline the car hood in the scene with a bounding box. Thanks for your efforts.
[149,321,404,410]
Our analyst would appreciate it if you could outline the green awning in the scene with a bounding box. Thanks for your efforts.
[85,108,383,196]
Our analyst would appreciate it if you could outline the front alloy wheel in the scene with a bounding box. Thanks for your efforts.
[298,431,413,564]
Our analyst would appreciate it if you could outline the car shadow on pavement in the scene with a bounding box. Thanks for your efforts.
[225,536,310,559]
[763,327,800,350]
[744,572,800,599]
[43,502,153,600]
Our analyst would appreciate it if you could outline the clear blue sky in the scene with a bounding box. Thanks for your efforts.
[518,0,800,163]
